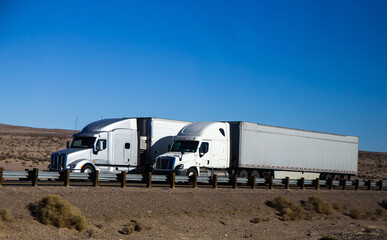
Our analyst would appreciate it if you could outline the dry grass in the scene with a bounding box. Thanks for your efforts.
[332,202,342,211]
[29,194,87,231]
[270,196,294,211]
[305,196,335,215]
[0,208,12,222]
[270,196,304,221]
[120,220,151,235]
[281,206,304,221]
[348,208,373,220]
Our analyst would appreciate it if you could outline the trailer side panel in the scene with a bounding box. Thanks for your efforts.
[238,122,358,174]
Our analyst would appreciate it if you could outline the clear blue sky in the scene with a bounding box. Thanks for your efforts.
[0,1,386,152]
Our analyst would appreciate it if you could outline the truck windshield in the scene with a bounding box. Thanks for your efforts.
[171,141,199,153]
[71,137,96,148]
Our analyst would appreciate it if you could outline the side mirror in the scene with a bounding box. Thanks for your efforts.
[66,141,70,149]
[203,145,208,153]
[95,140,104,152]
[199,144,208,157]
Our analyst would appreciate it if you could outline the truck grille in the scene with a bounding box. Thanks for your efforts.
[156,157,175,170]
[50,154,67,170]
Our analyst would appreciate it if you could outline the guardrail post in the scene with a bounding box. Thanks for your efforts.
[298,177,305,190]
[367,180,372,191]
[92,171,99,187]
[31,168,39,187]
[379,180,383,191]
[268,176,273,190]
[355,179,359,191]
[328,178,333,190]
[232,174,237,189]
[315,177,320,190]
[120,171,126,188]
[250,176,256,189]
[0,168,3,187]
[285,177,290,190]
[341,179,346,190]
[212,174,218,189]
[192,173,198,188]
[169,172,175,189]
[62,170,70,187]
[145,172,152,188]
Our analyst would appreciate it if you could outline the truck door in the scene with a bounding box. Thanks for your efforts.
[121,129,138,166]
[199,141,212,167]
[94,132,108,165]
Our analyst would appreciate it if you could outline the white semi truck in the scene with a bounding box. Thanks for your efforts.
[49,118,190,173]
[154,121,359,180]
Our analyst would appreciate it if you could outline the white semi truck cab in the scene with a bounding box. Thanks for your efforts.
[49,118,189,174]
[154,121,358,180]
[154,122,231,176]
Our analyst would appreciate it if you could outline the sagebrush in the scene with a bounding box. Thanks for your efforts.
[305,196,335,215]
[0,208,12,221]
[270,196,304,221]
[29,194,87,231]
[120,220,151,235]
[348,208,373,220]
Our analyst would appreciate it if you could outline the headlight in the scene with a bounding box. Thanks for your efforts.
[175,164,184,170]
[68,163,77,169]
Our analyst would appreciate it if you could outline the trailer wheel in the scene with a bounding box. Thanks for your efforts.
[186,168,197,177]
[81,164,95,174]
[250,170,259,178]
[238,170,248,178]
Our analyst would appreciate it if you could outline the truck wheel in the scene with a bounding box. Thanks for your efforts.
[250,170,259,178]
[186,168,197,177]
[81,164,95,174]
[238,170,248,178]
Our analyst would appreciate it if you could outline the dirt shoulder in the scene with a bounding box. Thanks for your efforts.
[0,186,386,239]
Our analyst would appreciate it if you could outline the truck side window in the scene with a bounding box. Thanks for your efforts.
[199,142,209,157]
[219,128,225,136]
[97,139,107,150]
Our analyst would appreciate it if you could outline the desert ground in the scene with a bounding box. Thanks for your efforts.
[0,123,386,240]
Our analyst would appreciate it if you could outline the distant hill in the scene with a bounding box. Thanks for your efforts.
[0,123,77,137]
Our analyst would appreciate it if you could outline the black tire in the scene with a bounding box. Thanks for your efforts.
[186,167,197,177]
[81,164,95,174]
[259,171,272,179]
[238,170,248,178]
[250,170,259,178]
[333,174,341,181]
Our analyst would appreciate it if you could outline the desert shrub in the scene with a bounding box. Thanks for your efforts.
[381,199,387,210]
[121,224,135,235]
[281,206,304,221]
[270,196,304,221]
[120,220,151,235]
[250,217,261,223]
[29,194,87,231]
[375,208,387,218]
[332,202,342,211]
[349,208,373,220]
[271,196,294,211]
[0,208,12,221]
[305,196,334,215]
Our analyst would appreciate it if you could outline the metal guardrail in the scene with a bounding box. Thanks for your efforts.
[0,168,385,191]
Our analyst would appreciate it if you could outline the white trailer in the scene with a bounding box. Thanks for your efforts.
[154,121,358,180]
[49,118,190,173]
